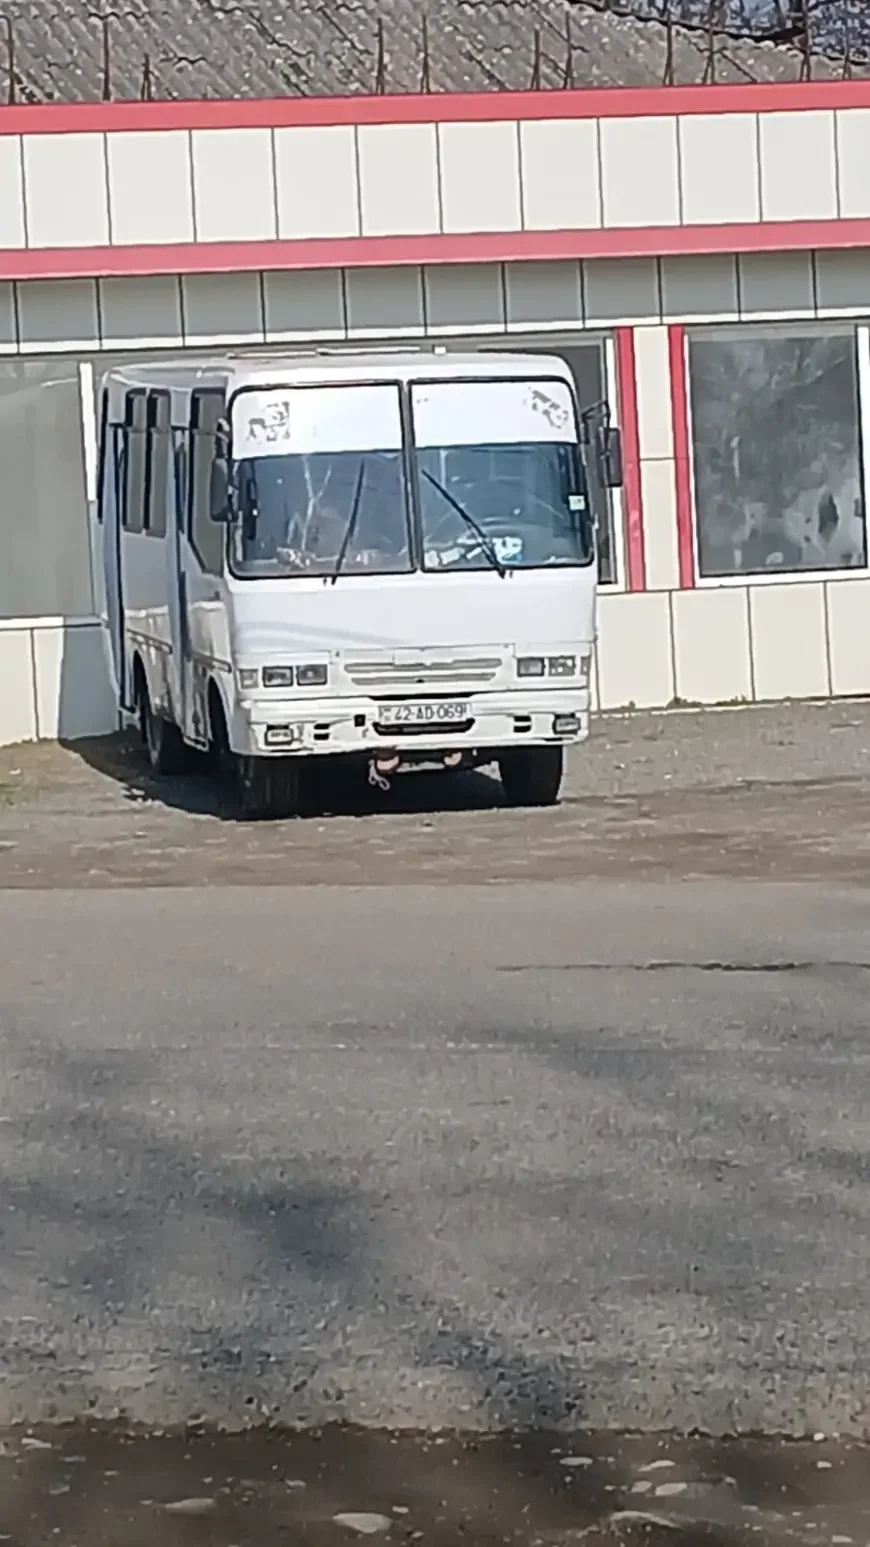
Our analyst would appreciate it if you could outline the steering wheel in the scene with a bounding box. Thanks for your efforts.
[426,495,563,547]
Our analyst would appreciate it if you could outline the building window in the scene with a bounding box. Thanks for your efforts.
[688,330,866,579]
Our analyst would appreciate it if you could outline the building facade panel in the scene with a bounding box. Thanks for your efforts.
[503,261,584,330]
[672,588,753,704]
[519,119,602,231]
[826,576,870,696]
[599,116,681,229]
[836,108,870,220]
[0,137,26,250]
[263,268,346,340]
[748,583,831,701]
[357,123,441,237]
[596,591,675,709]
[758,110,838,223]
[22,133,110,249]
[191,127,277,243]
[98,275,184,349]
[274,125,360,240]
[437,121,522,234]
[677,114,760,227]
[344,265,426,336]
[106,130,195,246]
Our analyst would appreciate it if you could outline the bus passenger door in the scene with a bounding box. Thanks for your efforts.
[169,432,205,748]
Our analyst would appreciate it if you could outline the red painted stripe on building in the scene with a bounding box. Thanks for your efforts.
[1,78,869,136]
[3,216,870,283]
[668,324,695,590]
[614,327,646,593]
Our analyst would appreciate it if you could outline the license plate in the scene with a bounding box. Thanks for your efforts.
[377,700,470,726]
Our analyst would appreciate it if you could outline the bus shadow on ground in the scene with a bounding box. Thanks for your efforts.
[64,733,509,823]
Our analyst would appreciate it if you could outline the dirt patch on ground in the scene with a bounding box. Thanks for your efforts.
[1,701,869,888]
[2,1423,870,1547]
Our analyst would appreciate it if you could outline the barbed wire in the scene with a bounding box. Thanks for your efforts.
[0,0,865,106]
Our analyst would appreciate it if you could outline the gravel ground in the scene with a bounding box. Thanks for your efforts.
[0,700,869,887]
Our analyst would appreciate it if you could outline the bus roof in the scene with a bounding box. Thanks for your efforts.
[101,349,576,395]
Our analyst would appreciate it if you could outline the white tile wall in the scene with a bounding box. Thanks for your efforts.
[358,124,440,236]
[32,622,117,740]
[597,592,675,709]
[23,133,110,248]
[633,325,673,461]
[274,126,359,240]
[600,117,680,228]
[0,629,38,744]
[678,114,761,226]
[107,131,194,246]
[192,128,277,243]
[519,119,601,230]
[0,137,25,249]
[749,583,830,701]
[759,111,838,222]
[826,577,870,697]
[4,103,870,265]
[640,459,680,593]
[836,109,870,220]
[345,265,425,336]
[672,589,752,704]
[503,261,583,330]
[438,121,521,234]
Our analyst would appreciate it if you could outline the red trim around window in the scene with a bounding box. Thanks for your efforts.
[668,324,696,590]
[614,327,646,593]
[1,78,868,136]
[2,215,870,283]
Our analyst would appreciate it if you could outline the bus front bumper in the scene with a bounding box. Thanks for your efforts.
[234,688,591,759]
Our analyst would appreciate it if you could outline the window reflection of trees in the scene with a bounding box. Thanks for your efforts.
[689,333,866,578]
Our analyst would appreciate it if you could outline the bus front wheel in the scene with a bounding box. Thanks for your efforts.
[498,745,564,808]
[137,670,188,776]
[237,757,302,821]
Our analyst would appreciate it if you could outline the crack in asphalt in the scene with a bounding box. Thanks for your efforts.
[500,960,870,974]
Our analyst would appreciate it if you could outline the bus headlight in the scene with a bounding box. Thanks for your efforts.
[547,655,577,677]
[517,656,546,678]
[296,663,328,687]
[263,665,295,688]
[238,668,259,690]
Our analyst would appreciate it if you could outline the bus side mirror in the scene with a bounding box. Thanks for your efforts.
[601,427,623,489]
[210,456,231,522]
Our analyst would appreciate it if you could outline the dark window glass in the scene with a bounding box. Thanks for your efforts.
[189,390,226,575]
[146,393,171,539]
[124,391,148,533]
[689,332,866,578]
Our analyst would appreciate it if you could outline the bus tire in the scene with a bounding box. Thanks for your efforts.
[137,670,189,776]
[237,757,302,821]
[498,745,564,808]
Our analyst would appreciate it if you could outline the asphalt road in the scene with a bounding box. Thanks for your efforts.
[3,878,870,1436]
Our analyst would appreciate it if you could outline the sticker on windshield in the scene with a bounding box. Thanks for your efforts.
[492,535,523,562]
[568,493,587,512]
[529,388,572,433]
[242,398,292,447]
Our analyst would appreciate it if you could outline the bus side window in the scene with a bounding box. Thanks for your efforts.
[189,389,226,575]
[123,391,148,534]
[146,392,171,539]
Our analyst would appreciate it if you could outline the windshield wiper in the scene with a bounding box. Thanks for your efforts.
[420,468,506,578]
[331,459,367,584]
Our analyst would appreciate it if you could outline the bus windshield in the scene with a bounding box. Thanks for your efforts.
[417,441,591,571]
[411,377,592,573]
[229,449,412,577]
